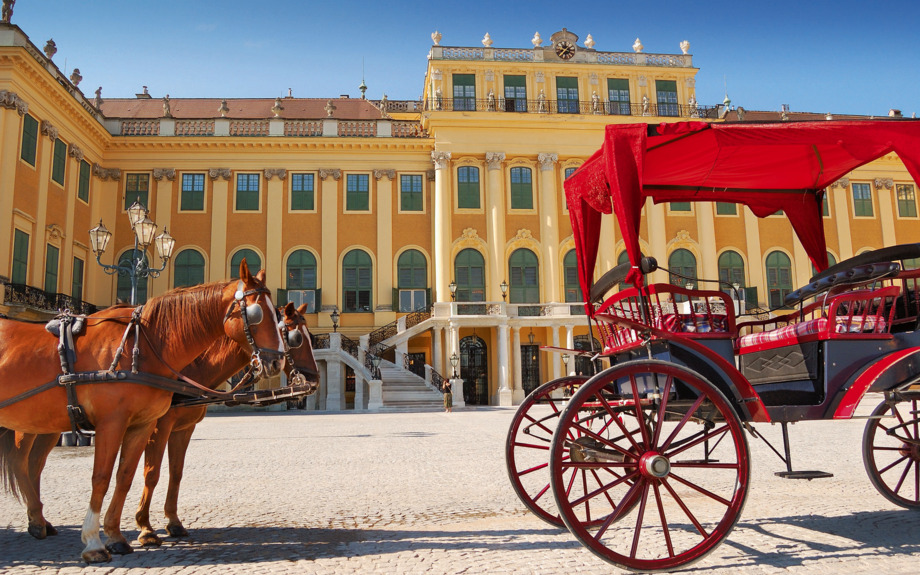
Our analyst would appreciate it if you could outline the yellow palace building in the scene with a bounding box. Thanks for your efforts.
[2,20,919,409]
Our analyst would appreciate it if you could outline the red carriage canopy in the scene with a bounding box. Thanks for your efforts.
[565,120,920,298]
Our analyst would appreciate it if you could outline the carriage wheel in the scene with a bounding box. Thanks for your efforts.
[550,360,750,573]
[863,397,920,509]
[505,375,589,527]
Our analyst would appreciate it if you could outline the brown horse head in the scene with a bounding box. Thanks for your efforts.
[220,259,285,377]
[280,302,319,388]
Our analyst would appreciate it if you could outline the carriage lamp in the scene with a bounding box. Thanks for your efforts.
[449,281,457,300]
[154,228,176,261]
[133,214,158,248]
[126,198,148,228]
[450,352,460,378]
[500,279,508,300]
[370,354,381,380]
[330,307,340,332]
[88,220,112,256]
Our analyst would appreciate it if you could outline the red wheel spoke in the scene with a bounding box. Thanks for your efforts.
[595,477,644,540]
[666,424,730,459]
[568,420,635,461]
[590,469,620,510]
[564,464,579,498]
[600,399,645,453]
[878,454,909,476]
[570,469,638,509]
[582,465,592,523]
[629,480,652,559]
[872,445,906,452]
[532,482,551,503]
[652,481,674,558]
[513,441,550,451]
[661,477,708,538]
[660,394,707,452]
[893,456,912,495]
[651,376,675,448]
[670,462,740,470]
[517,461,549,476]
[667,472,732,507]
[630,375,652,449]
[523,412,558,439]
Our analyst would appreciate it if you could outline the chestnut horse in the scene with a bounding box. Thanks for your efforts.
[134,302,318,546]
[0,260,284,563]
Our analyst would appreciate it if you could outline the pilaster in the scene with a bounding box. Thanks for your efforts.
[60,144,84,293]
[832,179,854,261]
[696,201,717,282]
[29,121,55,286]
[151,167,175,295]
[208,168,231,280]
[319,169,341,328]
[876,178,896,248]
[648,198,668,284]
[485,152,505,300]
[743,208,765,305]
[538,153,559,302]
[497,323,512,405]
[264,169,286,295]
[432,151,452,302]
[375,169,395,310]
[511,326,522,404]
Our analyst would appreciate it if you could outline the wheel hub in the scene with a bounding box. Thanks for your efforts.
[898,441,920,461]
[639,451,670,478]
[569,437,625,464]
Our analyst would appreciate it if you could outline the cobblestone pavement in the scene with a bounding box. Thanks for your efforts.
[2,406,920,574]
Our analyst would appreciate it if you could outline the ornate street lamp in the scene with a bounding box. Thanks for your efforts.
[371,354,381,380]
[500,279,508,300]
[450,352,460,378]
[330,307,340,332]
[528,329,535,345]
[89,199,174,305]
[449,280,457,301]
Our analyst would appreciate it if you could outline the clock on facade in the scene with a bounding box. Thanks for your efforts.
[555,41,576,60]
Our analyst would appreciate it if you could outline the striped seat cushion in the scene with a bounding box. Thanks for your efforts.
[737,315,887,350]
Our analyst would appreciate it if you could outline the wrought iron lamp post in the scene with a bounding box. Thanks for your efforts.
[371,354,381,380]
[449,280,457,301]
[500,279,508,300]
[330,307,340,332]
[88,199,175,305]
[450,352,460,379]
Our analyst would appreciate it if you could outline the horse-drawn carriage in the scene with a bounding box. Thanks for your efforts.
[506,120,920,572]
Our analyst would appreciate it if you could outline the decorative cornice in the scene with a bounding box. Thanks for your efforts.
[40,120,58,141]
[0,90,28,116]
[832,177,849,189]
[92,165,121,181]
[67,143,84,162]
[431,151,452,170]
[485,152,505,170]
[319,168,341,181]
[208,168,232,181]
[264,168,287,181]
[513,228,534,242]
[874,178,894,190]
[152,168,176,181]
[538,153,558,171]
[461,227,480,241]
[45,224,66,240]
[373,169,396,181]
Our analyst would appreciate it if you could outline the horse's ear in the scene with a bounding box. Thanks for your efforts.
[255,269,266,283]
[296,303,308,315]
[238,258,251,282]
[284,302,296,317]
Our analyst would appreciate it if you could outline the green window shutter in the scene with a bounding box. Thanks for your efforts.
[655,80,679,116]
[236,173,260,211]
[556,77,579,113]
[670,202,691,212]
[400,174,423,211]
[71,257,84,302]
[509,249,539,303]
[276,289,288,306]
[715,202,736,215]
[78,160,91,202]
[458,166,480,209]
[510,167,533,210]
[173,249,205,288]
[291,173,315,210]
[230,249,262,278]
[315,288,322,311]
[181,173,205,211]
[11,229,29,284]
[51,139,66,185]
[452,74,476,111]
[20,114,38,165]
[44,244,59,293]
[346,174,369,211]
[897,184,917,217]
[125,173,150,210]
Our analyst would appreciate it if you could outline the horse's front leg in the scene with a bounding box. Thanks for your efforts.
[135,416,177,547]
[26,433,61,538]
[164,424,198,537]
[102,419,158,555]
[81,422,127,563]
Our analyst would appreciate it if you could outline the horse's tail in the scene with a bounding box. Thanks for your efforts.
[0,427,22,501]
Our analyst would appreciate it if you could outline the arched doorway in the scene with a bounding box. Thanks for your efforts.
[573,335,602,376]
[460,335,488,405]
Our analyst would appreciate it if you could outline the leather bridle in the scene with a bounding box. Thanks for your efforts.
[223,280,284,378]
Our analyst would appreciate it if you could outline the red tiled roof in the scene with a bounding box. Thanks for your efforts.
[99,97,385,120]
[722,109,872,122]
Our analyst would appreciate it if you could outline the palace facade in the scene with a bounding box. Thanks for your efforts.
[2,21,918,409]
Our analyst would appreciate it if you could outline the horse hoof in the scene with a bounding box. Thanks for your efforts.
[45,523,58,536]
[27,524,47,540]
[82,549,112,563]
[138,532,163,547]
[105,540,134,555]
[166,524,189,538]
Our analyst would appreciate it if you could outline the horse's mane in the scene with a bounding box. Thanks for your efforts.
[140,281,229,345]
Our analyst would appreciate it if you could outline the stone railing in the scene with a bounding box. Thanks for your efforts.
[229,120,270,136]
[285,120,323,136]
[338,120,376,137]
[175,120,214,136]
[107,118,426,138]
[121,119,159,136]
[431,45,693,68]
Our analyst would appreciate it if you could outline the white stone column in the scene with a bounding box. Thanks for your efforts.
[538,153,559,302]
[551,325,561,380]
[485,152,506,300]
[498,323,513,405]
[432,326,443,376]
[265,169,286,296]
[512,326,522,402]
[877,179,897,248]
[325,333,345,410]
[319,169,341,328]
[367,377,383,411]
[375,169,395,310]
[208,168,231,280]
[354,372,365,411]
[29,121,56,287]
[697,202,718,282]
[432,151,452,302]
[743,207,765,306]
[832,181,854,261]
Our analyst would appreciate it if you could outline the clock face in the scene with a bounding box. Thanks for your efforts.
[555,41,576,60]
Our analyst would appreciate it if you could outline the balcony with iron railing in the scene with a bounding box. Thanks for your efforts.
[430,45,693,69]
[426,97,717,118]
[112,117,428,138]
[1,281,99,315]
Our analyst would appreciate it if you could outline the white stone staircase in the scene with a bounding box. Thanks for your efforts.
[377,362,444,412]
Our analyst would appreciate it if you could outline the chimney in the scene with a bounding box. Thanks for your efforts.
[889,109,903,118]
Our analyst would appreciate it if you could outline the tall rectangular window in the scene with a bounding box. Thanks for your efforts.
[44,244,59,293]
[51,138,66,185]
[503,75,526,112]
[291,173,315,211]
[78,160,91,202]
[20,113,38,165]
[556,77,579,114]
[656,80,679,117]
[852,183,873,217]
[458,166,480,209]
[607,78,631,115]
[400,174,423,211]
[181,173,205,211]
[716,202,737,215]
[235,173,260,211]
[125,173,150,209]
[822,192,830,217]
[510,167,533,210]
[72,257,84,302]
[346,174,369,211]
[670,202,692,212]
[452,74,476,111]
[11,229,29,284]
[897,184,917,217]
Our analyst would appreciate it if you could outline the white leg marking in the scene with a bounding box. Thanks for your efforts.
[81,506,103,550]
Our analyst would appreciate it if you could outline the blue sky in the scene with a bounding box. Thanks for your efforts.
[8,0,919,116]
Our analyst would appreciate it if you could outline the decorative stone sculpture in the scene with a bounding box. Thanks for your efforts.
[43,38,57,59]
[218,99,229,117]
[325,100,336,117]
[641,95,650,115]
[688,95,698,118]
[680,40,690,54]
[1,0,14,24]
[162,95,171,118]
[531,32,543,47]
[591,91,600,114]
[482,33,493,47]
[431,30,442,46]
[537,89,547,113]
[93,87,102,109]
[380,93,388,113]
[585,34,595,49]
[272,97,283,117]
[737,106,745,121]
[633,38,643,53]
[435,87,442,110]
[69,68,82,86]
[487,90,495,111]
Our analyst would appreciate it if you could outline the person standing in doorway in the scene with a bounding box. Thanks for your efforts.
[443,380,453,413]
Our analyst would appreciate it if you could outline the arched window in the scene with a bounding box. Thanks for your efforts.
[718,251,745,288]
[509,248,539,303]
[397,249,428,312]
[766,251,793,309]
[563,250,581,303]
[454,249,485,302]
[230,249,261,278]
[342,249,372,312]
[173,249,205,288]
[668,249,697,288]
[116,251,148,304]
[460,335,488,405]
[574,335,602,376]
[286,249,317,312]
[812,252,838,277]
